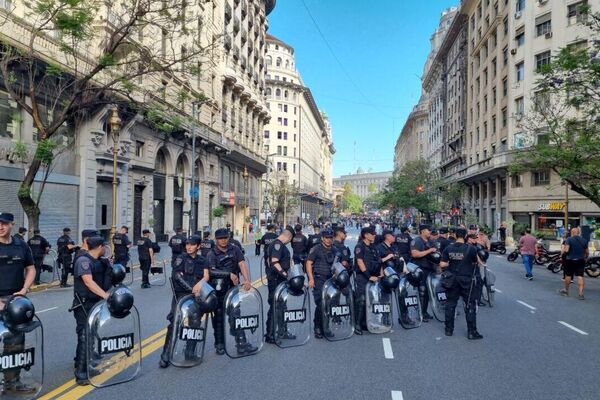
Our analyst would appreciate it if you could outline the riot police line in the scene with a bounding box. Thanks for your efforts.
[0,219,495,398]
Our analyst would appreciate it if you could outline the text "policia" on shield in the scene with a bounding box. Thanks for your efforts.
[98,333,134,355]
[234,315,259,330]
[0,348,35,371]
[283,309,306,323]
[179,327,204,341]
[372,304,391,314]
[404,296,418,307]
[330,305,351,317]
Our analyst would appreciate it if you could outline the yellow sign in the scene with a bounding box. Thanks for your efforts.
[538,202,566,211]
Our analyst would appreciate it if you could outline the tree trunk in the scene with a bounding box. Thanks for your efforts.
[17,158,42,232]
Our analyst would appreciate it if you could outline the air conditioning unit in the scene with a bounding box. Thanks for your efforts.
[510,48,517,55]
[545,32,553,39]
[515,11,522,19]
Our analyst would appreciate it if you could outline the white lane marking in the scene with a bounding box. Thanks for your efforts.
[37,307,58,314]
[516,300,537,310]
[382,338,394,359]
[494,288,503,293]
[391,391,404,400]
[558,321,589,336]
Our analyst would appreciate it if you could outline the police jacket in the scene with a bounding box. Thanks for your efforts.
[411,236,434,271]
[333,240,353,272]
[261,232,278,259]
[307,243,336,277]
[441,242,479,278]
[169,234,186,256]
[0,235,33,296]
[306,234,321,252]
[137,237,153,261]
[27,235,49,258]
[57,234,75,258]
[393,233,412,261]
[436,237,450,254]
[73,252,112,302]
[291,233,308,256]
[172,252,207,294]
[200,239,215,258]
[376,241,397,270]
[207,244,243,279]
[266,239,291,273]
[354,241,380,278]
[113,233,131,258]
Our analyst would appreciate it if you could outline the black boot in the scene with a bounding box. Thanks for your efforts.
[354,298,365,335]
[467,321,483,340]
[74,333,89,385]
[159,328,173,368]
[444,321,454,336]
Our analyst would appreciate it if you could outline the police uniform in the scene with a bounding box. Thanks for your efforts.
[354,237,380,332]
[393,231,412,264]
[333,239,352,273]
[207,237,244,353]
[137,236,153,286]
[307,240,336,337]
[264,236,290,342]
[200,237,215,258]
[113,233,131,266]
[411,235,435,319]
[441,241,482,338]
[57,231,75,286]
[260,230,278,270]
[230,236,245,255]
[27,233,50,284]
[306,232,321,253]
[291,232,308,264]
[168,233,186,264]
[376,240,399,273]
[159,243,207,367]
[436,228,451,253]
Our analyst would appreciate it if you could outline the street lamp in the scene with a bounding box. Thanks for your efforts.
[109,106,122,252]
[242,166,249,243]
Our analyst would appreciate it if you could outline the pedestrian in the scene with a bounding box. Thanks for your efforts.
[498,223,507,243]
[207,228,254,355]
[158,234,208,368]
[440,228,484,339]
[254,229,263,256]
[519,228,537,280]
[560,227,588,299]
[410,224,437,321]
[168,227,186,264]
[306,228,336,339]
[353,226,381,335]
[291,224,308,264]
[0,212,37,394]
[137,229,154,288]
[27,229,50,285]
[57,227,76,287]
[112,225,132,267]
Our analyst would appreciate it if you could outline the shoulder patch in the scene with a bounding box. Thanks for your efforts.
[175,257,183,266]
[355,247,361,255]
[274,243,281,251]
[80,260,90,271]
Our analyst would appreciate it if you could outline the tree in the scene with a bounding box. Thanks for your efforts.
[340,183,362,214]
[264,176,300,224]
[0,1,216,230]
[509,5,600,208]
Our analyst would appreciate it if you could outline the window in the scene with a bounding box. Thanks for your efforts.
[277,104,282,111]
[534,91,550,112]
[511,174,523,188]
[283,118,288,126]
[503,46,508,66]
[516,61,524,82]
[283,132,288,140]
[277,131,282,139]
[493,87,497,104]
[266,88,272,98]
[266,56,272,66]
[503,77,508,96]
[516,0,525,13]
[535,51,551,72]
[0,90,20,139]
[503,17,509,35]
[535,14,552,36]
[277,117,282,125]
[283,104,288,112]
[293,134,297,142]
[492,58,497,76]
[293,163,296,173]
[275,89,281,99]
[135,141,144,157]
[283,146,287,156]
[276,57,282,67]
[277,145,282,155]
[283,162,287,171]
[293,148,296,157]
[568,1,588,25]
[515,96,524,115]
[516,30,525,47]
[532,169,551,186]
[502,107,508,127]
[492,115,497,133]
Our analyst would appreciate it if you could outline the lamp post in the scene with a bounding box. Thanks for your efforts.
[190,102,198,236]
[242,166,249,243]
[109,106,122,252]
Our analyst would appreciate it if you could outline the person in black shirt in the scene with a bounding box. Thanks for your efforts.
[168,227,186,264]
[393,226,412,264]
[411,224,437,321]
[137,229,154,288]
[306,229,336,339]
[291,224,308,264]
[264,226,294,343]
[440,228,483,339]
[57,227,76,287]
[306,224,321,253]
[260,224,278,273]
[159,235,208,368]
[436,227,451,254]
[16,226,27,241]
[333,226,352,273]
[561,227,588,299]
[448,227,457,244]
[376,230,400,273]
[353,226,381,335]
[0,212,36,394]
[112,226,132,267]
[27,229,50,285]
[229,231,245,255]
[200,231,215,258]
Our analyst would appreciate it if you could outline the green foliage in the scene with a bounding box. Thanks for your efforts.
[212,206,225,218]
[343,192,363,214]
[34,138,58,165]
[12,141,29,161]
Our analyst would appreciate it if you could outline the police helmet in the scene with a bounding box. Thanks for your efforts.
[111,264,127,285]
[287,264,305,295]
[197,281,218,312]
[3,296,39,332]
[380,266,400,292]
[107,287,135,319]
[428,251,442,264]
[331,262,350,289]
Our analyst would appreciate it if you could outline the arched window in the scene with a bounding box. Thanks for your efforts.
[266,55,272,66]
[276,57,282,67]
[284,90,289,99]
[275,88,281,99]
[285,59,290,69]
[266,87,272,97]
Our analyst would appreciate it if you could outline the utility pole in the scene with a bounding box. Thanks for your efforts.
[109,106,121,252]
[564,180,569,230]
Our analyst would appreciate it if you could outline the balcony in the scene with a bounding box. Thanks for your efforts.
[224,34,232,51]
[253,72,259,84]
[247,40,254,54]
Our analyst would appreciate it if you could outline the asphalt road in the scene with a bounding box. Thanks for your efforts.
[28,228,600,400]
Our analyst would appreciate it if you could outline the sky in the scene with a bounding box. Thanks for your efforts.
[267,0,458,178]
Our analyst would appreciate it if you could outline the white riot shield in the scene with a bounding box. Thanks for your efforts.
[123,261,134,286]
[273,282,311,348]
[427,273,447,322]
[223,286,264,358]
[150,260,167,286]
[365,281,393,334]
[39,251,58,284]
[86,297,141,387]
[169,295,208,368]
[396,277,422,329]
[481,266,496,307]
[0,318,43,399]
[321,279,354,341]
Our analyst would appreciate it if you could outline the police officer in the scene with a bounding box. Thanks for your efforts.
[261,224,278,276]
[159,235,209,368]
[436,227,451,253]
[394,226,412,264]
[0,212,37,394]
[57,227,76,287]
[137,229,154,289]
[207,228,253,355]
[229,230,245,255]
[448,227,457,244]
[113,226,132,267]
[306,228,337,339]
[440,228,484,339]
[27,229,50,285]
[353,226,381,335]
[430,228,440,249]
[306,224,321,253]
[376,230,400,271]
[264,226,294,343]
[200,231,215,258]
[72,234,112,385]
[291,224,308,264]
[333,226,352,273]
[411,224,437,322]
[16,226,27,241]
[168,227,186,264]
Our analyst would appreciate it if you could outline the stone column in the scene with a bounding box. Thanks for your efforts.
[164,175,175,238]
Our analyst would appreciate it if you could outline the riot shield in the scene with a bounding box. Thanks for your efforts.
[273,281,311,348]
[481,266,496,307]
[365,281,393,334]
[223,286,264,358]
[123,260,134,286]
[0,318,43,399]
[321,279,354,341]
[396,277,422,329]
[427,273,447,322]
[169,295,208,368]
[86,289,142,388]
[150,260,167,286]
[39,250,58,284]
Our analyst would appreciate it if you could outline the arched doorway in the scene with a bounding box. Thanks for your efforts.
[153,149,168,241]
[173,154,188,232]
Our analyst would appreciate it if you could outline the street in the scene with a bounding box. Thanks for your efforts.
[25,227,600,400]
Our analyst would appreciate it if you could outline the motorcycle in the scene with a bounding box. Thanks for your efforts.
[585,255,600,278]
[535,240,561,265]
[490,240,506,254]
[546,253,563,274]
[507,247,521,262]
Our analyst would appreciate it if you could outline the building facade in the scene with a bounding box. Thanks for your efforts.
[394,97,428,173]
[333,170,393,200]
